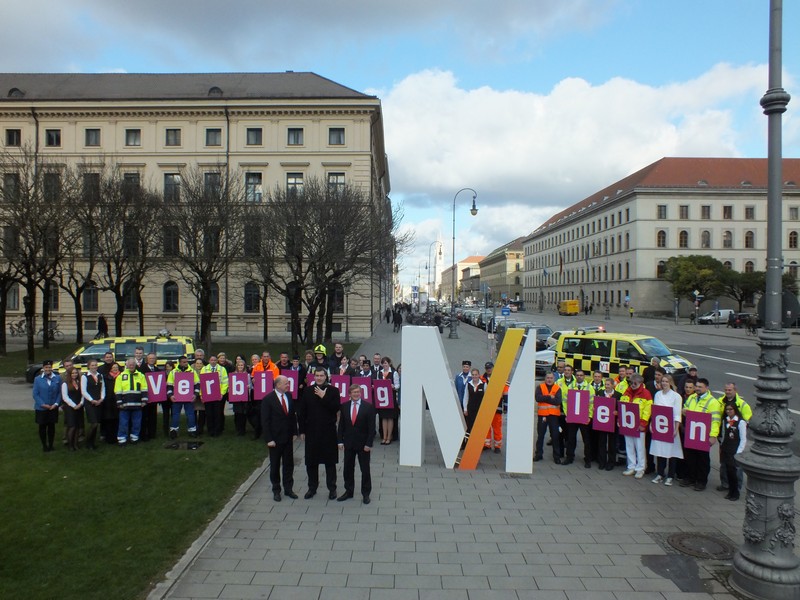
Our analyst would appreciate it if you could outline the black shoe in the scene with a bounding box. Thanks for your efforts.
[493,448,501,454]
[716,485,728,492]
[273,492,282,502]
[605,464,614,471]
[693,483,706,492]
[533,455,543,462]
[328,491,337,500]
[726,494,740,501]
[363,496,371,504]
[553,457,562,465]
[561,458,574,466]
[546,439,553,446]
[169,430,178,439]
[284,491,298,499]
[337,493,354,502]
[304,490,316,499]
[584,461,592,469]
[679,479,695,488]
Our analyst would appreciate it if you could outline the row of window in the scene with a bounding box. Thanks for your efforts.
[4,126,347,149]
[532,208,632,253]
[656,229,761,249]
[656,204,760,221]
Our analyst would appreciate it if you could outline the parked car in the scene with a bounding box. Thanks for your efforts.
[546,325,605,348]
[535,347,556,377]
[697,309,735,324]
[732,312,761,328]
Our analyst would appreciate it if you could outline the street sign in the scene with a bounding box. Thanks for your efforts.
[501,307,511,316]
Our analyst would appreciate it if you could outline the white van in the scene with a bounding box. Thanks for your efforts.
[697,309,735,324]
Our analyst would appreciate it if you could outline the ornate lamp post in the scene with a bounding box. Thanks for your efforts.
[449,188,478,339]
[730,2,800,598]
[427,240,442,297]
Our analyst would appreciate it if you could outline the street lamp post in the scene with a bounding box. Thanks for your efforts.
[449,188,478,339]
[731,2,800,597]
[427,240,442,298]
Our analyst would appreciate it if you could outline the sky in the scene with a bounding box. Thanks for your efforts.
[1,0,798,293]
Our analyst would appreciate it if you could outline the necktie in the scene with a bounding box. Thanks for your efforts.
[351,401,358,424]
[280,394,288,415]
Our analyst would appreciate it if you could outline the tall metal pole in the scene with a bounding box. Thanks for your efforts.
[449,188,478,339]
[731,2,800,598]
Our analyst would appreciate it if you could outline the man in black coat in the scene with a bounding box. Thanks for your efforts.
[297,368,341,500]
[338,384,376,504]
[261,375,298,501]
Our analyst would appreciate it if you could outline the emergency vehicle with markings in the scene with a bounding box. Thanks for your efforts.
[25,334,195,382]
[552,332,692,378]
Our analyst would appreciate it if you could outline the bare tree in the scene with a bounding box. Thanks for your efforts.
[159,166,246,351]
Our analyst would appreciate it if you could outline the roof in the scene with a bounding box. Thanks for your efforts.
[481,237,526,262]
[533,157,800,235]
[0,72,374,102]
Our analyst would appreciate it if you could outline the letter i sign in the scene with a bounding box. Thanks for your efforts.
[566,389,590,424]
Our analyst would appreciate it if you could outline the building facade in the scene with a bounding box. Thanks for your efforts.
[478,237,525,305]
[523,157,800,317]
[0,72,392,339]
[440,255,484,302]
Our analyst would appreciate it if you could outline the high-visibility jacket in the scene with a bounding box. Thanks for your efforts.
[619,384,652,428]
[614,378,629,396]
[685,391,722,438]
[535,382,561,417]
[115,368,148,410]
[201,363,229,397]
[252,360,280,379]
[717,393,752,421]
[562,379,596,419]
[556,376,575,402]
[167,365,200,397]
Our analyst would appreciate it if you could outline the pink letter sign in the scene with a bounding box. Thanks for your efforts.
[145,371,167,403]
[373,379,395,410]
[228,373,250,403]
[684,410,713,451]
[306,372,315,386]
[253,371,274,400]
[566,389,590,424]
[199,372,221,402]
[592,396,616,433]
[351,376,373,404]
[281,369,299,400]
[649,404,675,443]
[618,402,640,437]
[330,375,350,403]
[172,371,195,403]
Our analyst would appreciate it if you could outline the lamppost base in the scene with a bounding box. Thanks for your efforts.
[731,553,800,600]
[448,330,459,339]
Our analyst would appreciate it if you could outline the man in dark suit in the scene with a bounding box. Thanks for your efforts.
[297,368,341,500]
[261,375,298,501]
[338,384,376,504]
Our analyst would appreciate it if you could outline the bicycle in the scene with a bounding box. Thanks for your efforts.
[9,319,27,337]
[746,323,758,336]
[37,322,64,342]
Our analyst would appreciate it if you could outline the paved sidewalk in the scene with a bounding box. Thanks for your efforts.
[148,320,757,600]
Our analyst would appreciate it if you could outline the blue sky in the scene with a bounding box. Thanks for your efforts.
[2,0,798,292]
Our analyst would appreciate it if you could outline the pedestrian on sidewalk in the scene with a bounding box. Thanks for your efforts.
[297,368,340,500]
[338,384,376,504]
[262,375,299,502]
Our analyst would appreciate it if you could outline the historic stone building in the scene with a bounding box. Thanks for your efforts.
[0,72,392,340]
[522,157,800,317]
[478,237,525,305]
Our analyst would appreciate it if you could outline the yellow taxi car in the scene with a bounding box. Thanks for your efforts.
[26,334,195,381]
[553,332,692,377]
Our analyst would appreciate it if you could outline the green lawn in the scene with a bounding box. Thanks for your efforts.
[0,341,363,378]
[0,411,267,600]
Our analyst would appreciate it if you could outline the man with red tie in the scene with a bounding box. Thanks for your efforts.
[261,375,298,502]
[338,384,376,504]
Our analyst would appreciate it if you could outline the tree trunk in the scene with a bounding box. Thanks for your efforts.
[136,287,145,335]
[72,293,84,344]
[41,280,51,350]
[324,288,335,342]
[23,286,36,363]
[316,293,326,343]
[0,287,8,357]
[261,284,269,343]
[113,290,125,336]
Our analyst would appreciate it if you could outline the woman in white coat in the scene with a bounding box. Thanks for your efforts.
[650,375,683,486]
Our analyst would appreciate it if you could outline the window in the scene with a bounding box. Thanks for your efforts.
[246,127,263,145]
[122,172,140,201]
[83,172,100,204]
[244,282,260,313]
[723,205,733,220]
[245,172,262,202]
[165,128,181,146]
[45,129,61,147]
[679,230,688,248]
[204,227,221,258]
[2,173,20,202]
[723,261,733,270]
[791,231,798,249]
[204,172,221,198]
[5,128,21,147]
[81,226,97,258]
[47,285,59,311]
[722,231,732,249]
[3,226,18,258]
[625,232,630,250]
[210,283,220,313]
[122,227,139,257]
[83,281,98,312]
[125,128,141,147]
[163,226,179,256]
[243,224,261,258]
[331,283,344,313]
[701,205,711,220]
[790,207,799,221]
[745,230,755,249]
[163,281,179,312]
[7,283,19,310]
[745,206,755,220]
[43,172,60,202]
[701,230,711,249]
[287,127,303,145]
[745,261,755,273]
[328,127,345,145]
[327,172,345,194]
[625,208,630,222]
[205,128,222,146]
[121,281,138,311]
[679,205,689,220]
[164,173,180,202]
[85,128,101,147]
[790,262,798,279]
[287,172,304,195]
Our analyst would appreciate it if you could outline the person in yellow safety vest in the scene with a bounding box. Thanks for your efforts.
[715,382,752,494]
[614,365,632,395]
[590,370,605,395]
[115,357,149,446]
[201,354,229,437]
[561,369,596,468]
[556,364,576,453]
[168,355,201,439]
[619,373,652,478]
[680,378,722,492]
[534,372,562,464]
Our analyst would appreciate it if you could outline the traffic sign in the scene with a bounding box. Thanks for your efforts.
[501,307,511,316]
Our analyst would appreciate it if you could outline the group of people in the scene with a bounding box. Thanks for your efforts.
[32,342,402,505]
